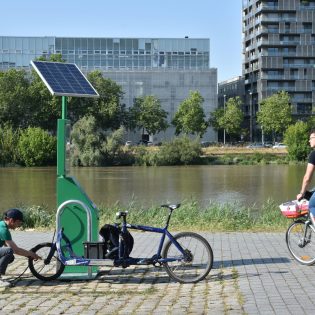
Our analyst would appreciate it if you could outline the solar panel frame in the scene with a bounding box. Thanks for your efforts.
[30,61,99,98]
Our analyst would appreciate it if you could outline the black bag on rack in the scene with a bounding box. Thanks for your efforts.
[99,224,134,258]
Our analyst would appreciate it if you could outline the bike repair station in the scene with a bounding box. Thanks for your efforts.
[31,60,100,279]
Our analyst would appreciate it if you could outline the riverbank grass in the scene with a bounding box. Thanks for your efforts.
[99,198,289,232]
[21,199,290,232]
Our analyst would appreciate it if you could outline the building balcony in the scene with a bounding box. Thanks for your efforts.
[266,87,311,92]
[261,75,286,80]
[292,98,313,103]
[260,17,296,23]
[279,40,300,45]
[300,4,315,10]
[283,64,315,68]
[258,3,279,11]
[261,52,296,57]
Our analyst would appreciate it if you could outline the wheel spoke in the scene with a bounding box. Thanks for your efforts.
[287,222,315,265]
[29,243,64,281]
[162,232,213,283]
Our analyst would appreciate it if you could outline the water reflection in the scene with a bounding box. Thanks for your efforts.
[0,165,306,211]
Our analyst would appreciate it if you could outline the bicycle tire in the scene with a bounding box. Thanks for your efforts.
[286,221,315,265]
[162,232,213,283]
[29,242,65,281]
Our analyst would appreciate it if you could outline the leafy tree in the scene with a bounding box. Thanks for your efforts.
[0,124,20,166]
[18,127,56,166]
[257,91,292,142]
[220,97,244,140]
[28,74,60,132]
[129,95,168,136]
[209,107,225,132]
[0,69,31,128]
[209,97,243,142]
[284,121,310,161]
[36,53,65,62]
[172,90,207,136]
[101,126,132,165]
[84,71,126,131]
[71,115,104,166]
[71,115,130,166]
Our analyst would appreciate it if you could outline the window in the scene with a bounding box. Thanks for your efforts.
[303,23,312,33]
[297,104,312,114]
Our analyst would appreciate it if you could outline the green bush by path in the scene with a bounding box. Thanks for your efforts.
[19,199,290,232]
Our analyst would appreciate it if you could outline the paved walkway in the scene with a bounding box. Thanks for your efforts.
[1,230,314,314]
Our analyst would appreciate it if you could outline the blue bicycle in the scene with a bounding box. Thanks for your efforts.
[29,204,213,283]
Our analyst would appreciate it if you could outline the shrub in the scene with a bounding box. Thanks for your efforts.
[133,146,158,166]
[284,121,310,161]
[155,136,202,165]
[0,124,20,166]
[71,115,103,166]
[101,127,134,165]
[18,127,56,166]
[71,117,133,166]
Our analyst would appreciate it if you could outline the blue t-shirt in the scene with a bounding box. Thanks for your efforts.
[0,220,12,247]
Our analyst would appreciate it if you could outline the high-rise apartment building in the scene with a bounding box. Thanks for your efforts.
[242,0,315,140]
[0,36,217,142]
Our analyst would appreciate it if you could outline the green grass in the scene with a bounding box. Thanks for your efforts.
[20,198,290,232]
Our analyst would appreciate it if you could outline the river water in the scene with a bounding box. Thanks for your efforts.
[0,164,307,211]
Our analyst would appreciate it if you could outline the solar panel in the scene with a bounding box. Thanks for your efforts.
[30,61,99,98]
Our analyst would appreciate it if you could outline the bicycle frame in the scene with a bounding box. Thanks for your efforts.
[293,216,314,248]
[55,208,188,267]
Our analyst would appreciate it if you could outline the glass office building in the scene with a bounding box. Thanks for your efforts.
[0,36,217,142]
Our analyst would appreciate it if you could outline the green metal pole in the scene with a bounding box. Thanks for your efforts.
[62,96,67,119]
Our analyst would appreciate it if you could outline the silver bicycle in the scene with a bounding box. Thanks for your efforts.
[286,212,315,265]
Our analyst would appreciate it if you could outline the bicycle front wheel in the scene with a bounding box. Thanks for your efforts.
[29,242,65,281]
[162,232,213,283]
[286,221,315,265]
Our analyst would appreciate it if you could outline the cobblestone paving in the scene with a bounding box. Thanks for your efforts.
[1,231,315,314]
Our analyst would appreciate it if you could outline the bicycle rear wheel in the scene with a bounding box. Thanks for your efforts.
[29,242,65,281]
[162,232,213,283]
[286,221,315,265]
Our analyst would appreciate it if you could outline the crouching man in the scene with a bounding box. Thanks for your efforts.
[0,208,40,287]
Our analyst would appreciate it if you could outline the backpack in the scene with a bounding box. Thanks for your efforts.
[99,224,134,259]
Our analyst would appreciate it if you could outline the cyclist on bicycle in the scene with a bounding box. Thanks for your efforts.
[0,208,40,287]
[297,129,315,224]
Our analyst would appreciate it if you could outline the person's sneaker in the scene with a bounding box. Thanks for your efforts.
[0,279,12,288]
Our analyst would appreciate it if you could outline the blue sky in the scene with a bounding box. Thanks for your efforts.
[1,0,242,82]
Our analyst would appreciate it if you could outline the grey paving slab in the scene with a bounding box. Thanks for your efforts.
[0,230,313,314]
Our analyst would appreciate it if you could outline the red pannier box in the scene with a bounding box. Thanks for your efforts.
[279,200,309,218]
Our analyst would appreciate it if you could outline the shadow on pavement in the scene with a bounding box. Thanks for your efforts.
[9,257,291,288]
[213,257,290,268]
